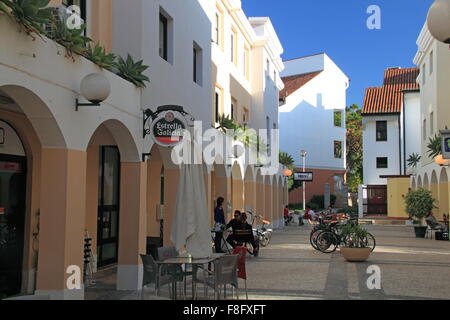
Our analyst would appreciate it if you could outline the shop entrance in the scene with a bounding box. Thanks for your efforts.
[0,154,27,298]
[97,146,120,268]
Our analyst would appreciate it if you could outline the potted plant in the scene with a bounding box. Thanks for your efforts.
[339,224,373,262]
[404,188,437,238]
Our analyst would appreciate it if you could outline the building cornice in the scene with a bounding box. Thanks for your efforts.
[414,22,434,65]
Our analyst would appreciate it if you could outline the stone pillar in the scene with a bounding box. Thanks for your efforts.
[324,183,331,208]
[256,181,265,218]
[232,178,245,212]
[117,162,147,291]
[36,149,87,300]
[264,182,273,222]
[272,184,279,228]
[146,161,163,238]
[244,180,256,214]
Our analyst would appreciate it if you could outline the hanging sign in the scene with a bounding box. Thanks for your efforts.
[148,109,188,148]
[294,172,314,182]
[441,130,450,160]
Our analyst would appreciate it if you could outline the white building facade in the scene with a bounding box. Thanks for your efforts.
[279,53,349,205]
[411,23,450,221]
[361,67,421,215]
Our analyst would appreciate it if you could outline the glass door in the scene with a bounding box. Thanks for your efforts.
[0,155,26,299]
[97,147,120,268]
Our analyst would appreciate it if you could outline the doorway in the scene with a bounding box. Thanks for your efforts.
[0,154,27,298]
[97,146,120,268]
[365,185,387,215]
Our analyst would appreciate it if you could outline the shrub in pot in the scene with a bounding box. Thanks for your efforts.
[404,188,437,238]
[339,224,373,262]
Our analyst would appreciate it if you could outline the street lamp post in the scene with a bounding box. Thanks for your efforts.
[300,150,307,211]
[427,0,450,44]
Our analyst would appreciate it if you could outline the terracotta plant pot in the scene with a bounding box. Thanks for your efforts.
[340,247,372,262]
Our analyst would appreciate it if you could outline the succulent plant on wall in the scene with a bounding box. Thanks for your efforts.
[86,42,117,71]
[115,54,150,88]
[0,0,52,39]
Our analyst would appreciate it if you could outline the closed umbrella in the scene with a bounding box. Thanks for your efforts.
[170,131,212,259]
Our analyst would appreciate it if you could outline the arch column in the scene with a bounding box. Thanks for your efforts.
[232,178,245,212]
[244,179,256,213]
[117,162,147,291]
[36,148,87,300]
[272,183,279,228]
[264,177,273,222]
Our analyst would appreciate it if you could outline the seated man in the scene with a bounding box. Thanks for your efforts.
[426,212,448,231]
[225,210,243,249]
[239,212,259,256]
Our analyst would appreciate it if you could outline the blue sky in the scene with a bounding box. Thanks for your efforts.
[242,0,435,108]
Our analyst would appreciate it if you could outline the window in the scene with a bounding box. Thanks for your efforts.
[193,42,202,85]
[243,46,250,80]
[243,107,249,123]
[334,110,342,127]
[376,121,387,141]
[430,112,434,135]
[376,157,388,169]
[214,86,223,123]
[213,12,219,45]
[422,63,426,85]
[231,98,237,121]
[230,28,237,64]
[423,119,427,141]
[334,141,343,159]
[430,51,434,75]
[159,13,168,61]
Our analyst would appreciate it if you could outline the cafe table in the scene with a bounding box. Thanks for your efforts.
[155,253,226,300]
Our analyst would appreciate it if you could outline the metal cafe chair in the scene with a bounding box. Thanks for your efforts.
[139,254,177,299]
[156,246,192,298]
[195,254,239,300]
[232,246,249,300]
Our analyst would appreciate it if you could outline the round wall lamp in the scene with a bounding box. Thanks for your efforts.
[283,169,293,177]
[427,0,450,44]
[435,154,450,166]
[76,73,111,111]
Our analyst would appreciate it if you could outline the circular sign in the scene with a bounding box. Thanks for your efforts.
[150,111,187,147]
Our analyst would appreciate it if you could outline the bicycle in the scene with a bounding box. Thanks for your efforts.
[247,211,273,247]
[314,227,376,254]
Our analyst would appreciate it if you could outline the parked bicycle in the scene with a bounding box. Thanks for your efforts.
[247,211,273,247]
[314,224,376,254]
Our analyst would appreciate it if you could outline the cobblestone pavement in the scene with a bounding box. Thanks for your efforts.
[85,224,450,300]
[243,224,450,300]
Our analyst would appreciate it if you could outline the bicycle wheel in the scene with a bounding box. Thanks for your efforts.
[310,228,328,251]
[365,232,376,252]
[315,230,338,253]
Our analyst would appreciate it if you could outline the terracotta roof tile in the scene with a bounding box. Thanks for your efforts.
[362,68,420,115]
[280,71,322,98]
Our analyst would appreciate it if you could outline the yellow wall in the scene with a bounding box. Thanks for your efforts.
[387,178,410,218]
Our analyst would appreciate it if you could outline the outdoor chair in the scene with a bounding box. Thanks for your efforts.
[194,254,239,300]
[156,246,192,298]
[425,219,445,239]
[232,246,248,300]
[139,254,177,299]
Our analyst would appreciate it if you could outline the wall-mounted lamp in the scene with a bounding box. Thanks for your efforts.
[435,154,450,166]
[76,73,111,111]
[427,0,450,44]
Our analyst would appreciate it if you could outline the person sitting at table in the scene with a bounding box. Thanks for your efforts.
[426,211,448,231]
[239,211,259,257]
[225,210,243,249]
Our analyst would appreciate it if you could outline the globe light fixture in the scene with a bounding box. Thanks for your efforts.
[283,169,293,177]
[435,154,449,166]
[76,73,111,111]
[427,0,450,44]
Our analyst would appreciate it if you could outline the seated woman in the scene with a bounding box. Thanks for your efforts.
[426,212,448,231]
